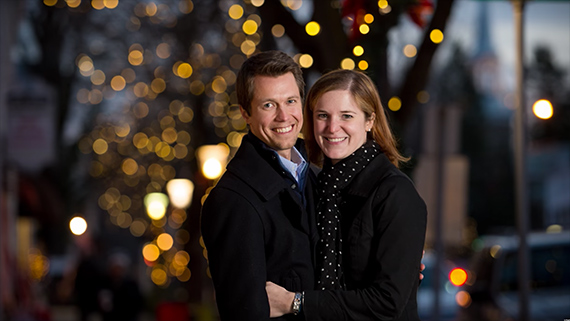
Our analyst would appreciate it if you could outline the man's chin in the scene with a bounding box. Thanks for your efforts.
[271,140,297,151]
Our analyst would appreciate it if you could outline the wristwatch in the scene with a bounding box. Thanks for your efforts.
[292,292,302,315]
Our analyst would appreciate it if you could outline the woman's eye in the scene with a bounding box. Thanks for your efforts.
[342,114,353,119]
[316,113,328,119]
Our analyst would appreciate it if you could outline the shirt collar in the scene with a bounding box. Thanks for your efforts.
[246,132,308,182]
[278,147,307,182]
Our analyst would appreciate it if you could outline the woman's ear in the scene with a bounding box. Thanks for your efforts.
[366,112,376,131]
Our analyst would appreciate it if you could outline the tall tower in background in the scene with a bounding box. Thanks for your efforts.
[471,3,510,121]
[461,2,516,234]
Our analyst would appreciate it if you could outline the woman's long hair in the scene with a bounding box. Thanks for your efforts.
[303,69,409,168]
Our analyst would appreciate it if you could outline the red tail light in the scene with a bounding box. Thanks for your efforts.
[449,268,468,286]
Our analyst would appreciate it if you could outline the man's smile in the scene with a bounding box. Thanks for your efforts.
[274,125,294,134]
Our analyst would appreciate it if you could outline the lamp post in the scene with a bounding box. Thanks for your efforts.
[196,144,230,181]
[512,1,530,320]
[166,178,195,209]
[144,192,169,221]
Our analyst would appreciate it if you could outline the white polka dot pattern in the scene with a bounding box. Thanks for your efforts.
[315,140,380,290]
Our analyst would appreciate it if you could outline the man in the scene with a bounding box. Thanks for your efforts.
[201,50,317,320]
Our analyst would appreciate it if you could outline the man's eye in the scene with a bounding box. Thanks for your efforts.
[263,103,274,108]
[287,99,297,104]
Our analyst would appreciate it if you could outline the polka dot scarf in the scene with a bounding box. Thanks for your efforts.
[315,140,380,290]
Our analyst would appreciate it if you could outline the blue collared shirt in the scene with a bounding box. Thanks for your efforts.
[277,146,308,186]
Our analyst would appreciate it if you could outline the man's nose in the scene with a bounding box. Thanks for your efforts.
[275,106,289,121]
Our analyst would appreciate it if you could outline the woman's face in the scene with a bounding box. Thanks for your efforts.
[313,90,374,164]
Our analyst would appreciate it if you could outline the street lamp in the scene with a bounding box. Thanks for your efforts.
[144,192,169,220]
[532,99,553,120]
[69,216,88,236]
[166,178,195,209]
[196,144,230,180]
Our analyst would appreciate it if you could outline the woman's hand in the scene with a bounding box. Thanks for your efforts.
[265,281,295,318]
[420,250,426,280]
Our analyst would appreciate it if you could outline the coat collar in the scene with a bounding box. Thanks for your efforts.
[342,152,395,198]
[225,133,308,201]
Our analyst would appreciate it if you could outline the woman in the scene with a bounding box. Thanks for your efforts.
[266,69,427,320]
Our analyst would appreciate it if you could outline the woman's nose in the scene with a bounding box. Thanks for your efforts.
[327,118,339,133]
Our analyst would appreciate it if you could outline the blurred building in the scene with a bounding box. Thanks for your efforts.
[529,143,570,229]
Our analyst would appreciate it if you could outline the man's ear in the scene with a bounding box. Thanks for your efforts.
[240,106,250,123]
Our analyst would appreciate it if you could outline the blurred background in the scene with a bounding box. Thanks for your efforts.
[0,0,568,321]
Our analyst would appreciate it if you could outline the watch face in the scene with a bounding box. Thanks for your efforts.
[293,292,302,315]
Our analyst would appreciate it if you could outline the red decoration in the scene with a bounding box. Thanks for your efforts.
[341,0,367,41]
[407,0,434,28]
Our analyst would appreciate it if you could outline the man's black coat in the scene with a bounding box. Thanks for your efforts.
[201,133,318,320]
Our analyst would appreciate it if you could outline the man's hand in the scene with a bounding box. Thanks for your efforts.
[265,281,295,318]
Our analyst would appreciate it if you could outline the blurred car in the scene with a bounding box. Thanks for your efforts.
[458,230,570,321]
[417,250,467,321]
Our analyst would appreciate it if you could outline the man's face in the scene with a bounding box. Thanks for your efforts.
[241,73,303,160]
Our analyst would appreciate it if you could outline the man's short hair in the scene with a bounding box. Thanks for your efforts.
[236,50,305,115]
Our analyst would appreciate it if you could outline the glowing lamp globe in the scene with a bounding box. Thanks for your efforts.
[166,178,194,209]
[144,192,169,220]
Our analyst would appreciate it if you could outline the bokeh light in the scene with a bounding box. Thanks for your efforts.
[403,44,417,58]
[166,178,194,209]
[151,266,169,286]
[242,20,258,35]
[430,29,444,44]
[359,24,370,34]
[388,97,402,111]
[156,43,171,59]
[203,159,222,180]
[128,50,144,65]
[417,91,430,104]
[449,268,468,286]
[305,21,320,36]
[358,60,369,70]
[299,54,313,68]
[177,63,193,78]
[144,192,169,220]
[143,243,160,262]
[272,24,285,38]
[456,290,472,307]
[353,45,364,56]
[110,75,126,91]
[228,4,244,20]
[104,0,119,9]
[70,216,88,235]
[341,58,355,70]
[157,233,174,251]
[93,138,108,155]
[533,99,553,119]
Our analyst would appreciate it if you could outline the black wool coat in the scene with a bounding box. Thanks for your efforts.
[303,152,427,321]
[201,134,318,321]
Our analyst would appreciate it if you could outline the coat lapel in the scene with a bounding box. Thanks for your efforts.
[226,134,312,235]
